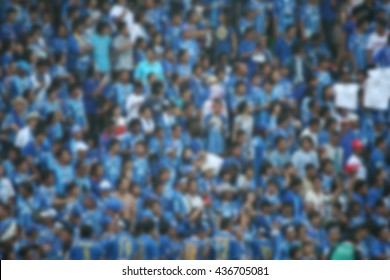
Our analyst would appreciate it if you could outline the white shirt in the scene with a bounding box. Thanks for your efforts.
[184,194,204,213]
[367,31,389,56]
[110,5,134,35]
[125,94,145,121]
[140,118,155,134]
[130,23,148,43]
[305,190,326,215]
[0,177,15,203]
[15,126,32,148]
[347,154,367,179]
[32,73,52,108]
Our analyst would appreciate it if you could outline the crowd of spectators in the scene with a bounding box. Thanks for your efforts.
[0,0,390,260]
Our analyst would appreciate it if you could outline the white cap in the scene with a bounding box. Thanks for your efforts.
[75,142,89,152]
[40,208,57,218]
[99,180,112,191]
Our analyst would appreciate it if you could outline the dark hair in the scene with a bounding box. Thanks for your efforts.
[80,224,93,238]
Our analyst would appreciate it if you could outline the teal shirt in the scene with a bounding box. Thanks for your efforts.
[134,59,164,85]
[90,34,111,73]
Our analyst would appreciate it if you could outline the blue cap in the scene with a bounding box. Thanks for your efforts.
[70,206,82,217]
[140,209,154,220]
[181,165,195,175]
[25,223,39,235]
[16,61,31,74]
[104,197,124,212]
[101,214,113,228]
[374,114,386,124]
[71,125,83,134]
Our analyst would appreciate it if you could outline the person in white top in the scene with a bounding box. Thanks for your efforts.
[323,132,344,174]
[14,112,40,149]
[300,118,320,148]
[346,139,367,180]
[305,175,327,216]
[184,179,204,214]
[139,106,155,136]
[110,0,134,38]
[0,165,15,205]
[125,81,145,122]
[366,19,389,60]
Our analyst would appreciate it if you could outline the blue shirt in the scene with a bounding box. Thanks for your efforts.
[273,0,297,33]
[348,31,369,70]
[374,46,390,67]
[137,234,159,260]
[212,230,240,260]
[105,231,136,260]
[70,239,104,260]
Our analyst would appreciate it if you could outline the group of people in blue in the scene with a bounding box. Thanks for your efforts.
[0,0,390,260]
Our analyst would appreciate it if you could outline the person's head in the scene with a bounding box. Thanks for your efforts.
[289,246,302,260]
[285,25,296,40]
[375,135,387,151]
[220,218,233,232]
[178,49,189,64]
[140,105,152,119]
[327,225,341,244]
[321,159,334,175]
[117,70,129,83]
[356,18,368,32]
[376,226,389,241]
[117,20,128,37]
[330,132,340,146]
[211,99,223,114]
[266,180,278,195]
[263,78,274,94]
[57,149,71,165]
[72,17,85,34]
[312,175,322,192]
[108,139,120,154]
[129,119,141,134]
[290,178,302,194]
[96,21,110,35]
[305,163,316,179]
[354,179,368,195]
[282,203,294,217]
[134,141,146,157]
[0,202,10,220]
[276,136,287,151]
[26,112,39,130]
[376,19,387,35]
[301,136,314,151]
[172,12,181,25]
[141,219,155,235]
[187,179,198,194]
[235,80,246,96]
[90,162,103,178]
[151,80,164,96]
[308,211,322,228]
[19,182,34,199]
[70,84,82,98]
[80,224,93,239]
[6,7,17,23]
[244,26,255,41]
[146,47,156,62]
[309,118,320,132]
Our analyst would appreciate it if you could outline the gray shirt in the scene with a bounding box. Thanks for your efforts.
[113,35,133,71]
